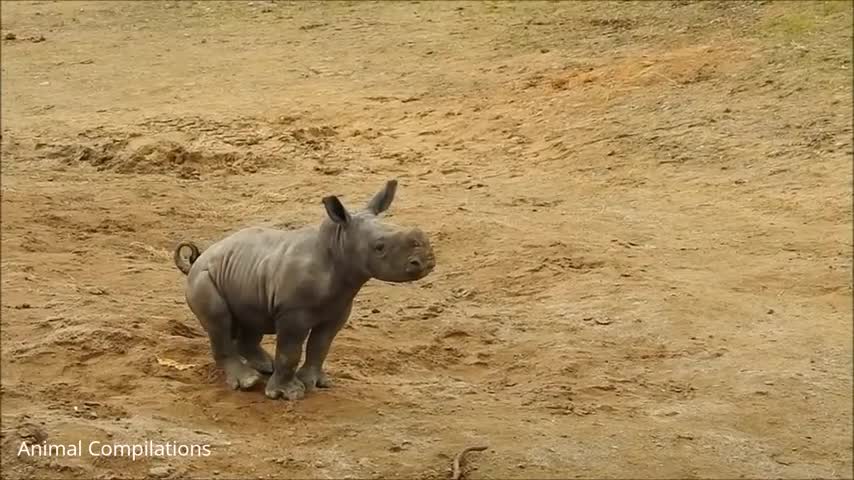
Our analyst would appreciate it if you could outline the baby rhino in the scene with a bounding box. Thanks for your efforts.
[173,180,435,400]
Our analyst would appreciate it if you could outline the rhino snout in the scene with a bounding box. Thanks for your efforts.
[406,253,435,276]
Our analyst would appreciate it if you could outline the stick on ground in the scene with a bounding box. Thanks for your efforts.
[451,445,488,480]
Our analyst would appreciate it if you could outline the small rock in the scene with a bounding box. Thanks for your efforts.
[31,35,45,43]
[771,453,795,466]
[767,308,774,314]
[148,465,173,479]
[451,287,476,299]
[15,303,31,309]
[4,33,16,40]
[426,304,444,313]
[594,317,612,325]
[371,308,380,314]
[763,380,775,385]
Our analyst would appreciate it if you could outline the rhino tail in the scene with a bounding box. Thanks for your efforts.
[174,241,201,275]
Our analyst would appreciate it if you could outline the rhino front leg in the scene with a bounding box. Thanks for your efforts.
[265,322,309,401]
[298,304,351,390]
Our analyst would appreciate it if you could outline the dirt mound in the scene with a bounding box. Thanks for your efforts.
[545,42,758,95]
[33,116,345,178]
[58,138,261,178]
[7,324,152,361]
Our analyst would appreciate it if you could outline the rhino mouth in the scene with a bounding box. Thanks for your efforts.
[379,266,434,283]
[409,264,434,280]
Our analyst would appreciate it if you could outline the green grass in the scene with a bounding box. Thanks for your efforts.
[761,11,818,39]
[759,1,852,41]
[816,0,853,17]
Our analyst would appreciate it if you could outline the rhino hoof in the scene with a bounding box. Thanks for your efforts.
[265,378,306,401]
[297,368,332,390]
[225,364,262,390]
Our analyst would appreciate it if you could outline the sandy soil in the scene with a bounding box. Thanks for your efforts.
[1,1,852,479]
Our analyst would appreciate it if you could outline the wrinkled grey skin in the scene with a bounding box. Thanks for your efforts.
[173,180,435,400]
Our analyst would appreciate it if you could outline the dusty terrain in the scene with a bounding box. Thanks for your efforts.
[1,1,852,479]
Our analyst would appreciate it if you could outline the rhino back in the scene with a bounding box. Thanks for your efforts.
[207,227,302,320]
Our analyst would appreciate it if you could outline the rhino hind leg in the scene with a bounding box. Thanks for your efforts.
[236,329,273,374]
[186,272,262,390]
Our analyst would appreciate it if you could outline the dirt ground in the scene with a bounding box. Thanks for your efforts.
[1,1,852,479]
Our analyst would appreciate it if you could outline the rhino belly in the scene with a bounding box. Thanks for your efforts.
[223,296,276,334]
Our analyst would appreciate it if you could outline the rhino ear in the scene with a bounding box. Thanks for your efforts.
[366,179,398,215]
[323,195,351,225]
